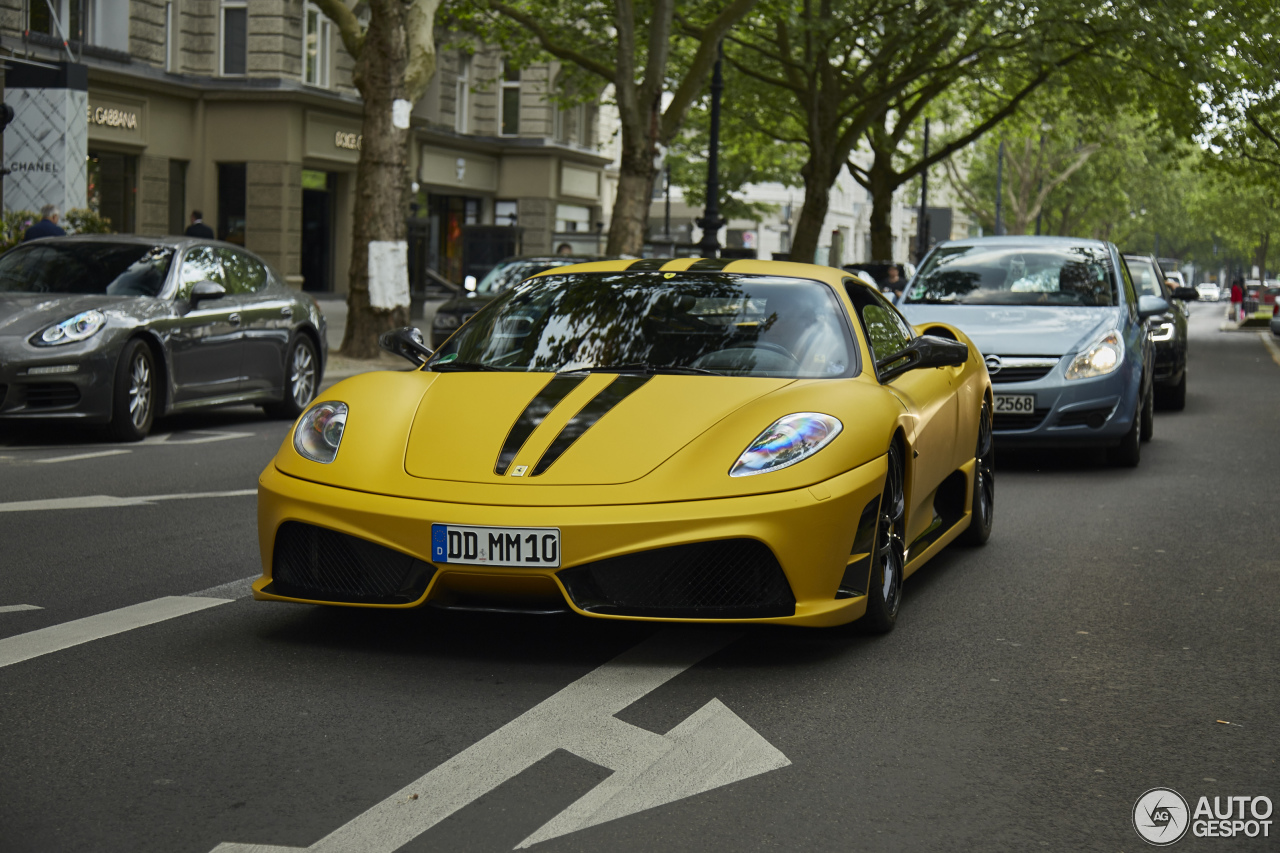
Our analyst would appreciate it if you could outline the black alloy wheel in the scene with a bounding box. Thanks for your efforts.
[1107,397,1142,467]
[109,339,156,442]
[960,399,994,545]
[265,336,319,420]
[1139,379,1154,442]
[860,442,906,633]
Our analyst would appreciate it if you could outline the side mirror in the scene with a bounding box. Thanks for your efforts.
[877,334,969,382]
[464,275,478,291]
[189,280,226,306]
[379,326,433,366]
[1138,294,1170,318]
[1171,285,1198,301]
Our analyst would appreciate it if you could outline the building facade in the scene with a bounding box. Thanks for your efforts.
[0,0,609,292]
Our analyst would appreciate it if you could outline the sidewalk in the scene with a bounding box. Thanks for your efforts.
[315,296,450,383]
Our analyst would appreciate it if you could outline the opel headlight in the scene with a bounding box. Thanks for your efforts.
[1065,330,1124,380]
[294,402,347,463]
[36,310,106,346]
[729,413,843,477]
[1150,321,1175,342]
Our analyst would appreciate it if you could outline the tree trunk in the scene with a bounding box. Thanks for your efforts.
[789,154,839,263]
[867,152,897,261]
[340,1,411,359]
[607,119,659,256]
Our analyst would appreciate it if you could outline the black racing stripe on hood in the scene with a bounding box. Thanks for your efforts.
[686,257,734,271]
[531,375,652,476]
[494,374,586,475]
[626,258,668,270]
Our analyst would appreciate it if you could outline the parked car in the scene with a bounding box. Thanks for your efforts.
[1124,253,1198,410]
[430,255,604,347]
[257,258,994,631]
[842,261,915,300]
[899,236,1162,466]
[1195,281,1221,302]
[0,235,326,440]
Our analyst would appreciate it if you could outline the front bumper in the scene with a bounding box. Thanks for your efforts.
[254,456,888,627]
[0,338,117,423]
[990,367,1138,447]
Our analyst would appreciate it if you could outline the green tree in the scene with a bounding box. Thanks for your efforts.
[314,0,439,358]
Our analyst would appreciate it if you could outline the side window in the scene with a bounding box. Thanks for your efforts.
[176,247,224,299]
[845,279,913,372]
[219,248,267,294]
[1118,256,1139,319]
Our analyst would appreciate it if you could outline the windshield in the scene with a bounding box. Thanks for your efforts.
[476,259,587,295]
[906,244,1117,306]
[429,272,856,378]
[1124,257,1165,298]
[0,242,175,297]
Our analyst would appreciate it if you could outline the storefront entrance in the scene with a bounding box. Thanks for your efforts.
[301,170,335,292]
[87,151,137,233]
[428,194,481,284]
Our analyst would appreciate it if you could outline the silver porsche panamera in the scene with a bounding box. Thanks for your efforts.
[0,235,327,440]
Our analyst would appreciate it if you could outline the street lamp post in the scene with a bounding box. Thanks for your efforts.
[994,140,1005,236]
[915,118,930,262]
[696,41,726,258]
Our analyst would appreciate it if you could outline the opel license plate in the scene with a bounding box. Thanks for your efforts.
[994,394,1035,414]
[431,524,560,568]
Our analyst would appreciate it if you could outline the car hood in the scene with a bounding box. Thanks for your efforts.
[404,372,794,485]
[0,293,158,337]
[901,304,1122,356]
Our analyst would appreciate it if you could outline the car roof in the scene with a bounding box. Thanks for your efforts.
[936,235,1112,251]
[532,257,848,284]
[22,234,252,252]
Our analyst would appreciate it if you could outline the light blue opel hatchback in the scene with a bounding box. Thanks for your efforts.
[898,237,1165,467]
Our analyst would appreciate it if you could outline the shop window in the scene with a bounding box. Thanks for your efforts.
[303,3,331,88]
[495,200,518,227]
[168,160,188,235]
[455,53,471,134]
[500,61,521,136]
[87,151,137,233]
[555,204,590,233]
[217,163,247,245]
[221,1,247,76]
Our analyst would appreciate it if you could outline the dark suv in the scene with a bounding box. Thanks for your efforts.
[1122,254,1198,410]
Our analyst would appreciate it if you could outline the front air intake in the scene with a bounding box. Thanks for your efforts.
[270,521,435,604]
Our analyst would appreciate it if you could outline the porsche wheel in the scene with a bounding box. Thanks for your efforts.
[959,400,994,546]
[108,339,155,442]
[861,443,905,633]
[264,336,318,420]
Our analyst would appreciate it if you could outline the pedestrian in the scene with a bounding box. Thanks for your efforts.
[556,242,573,256]
[185,210,215,239]
[1230,277,1243,322]
[22,204,66,241]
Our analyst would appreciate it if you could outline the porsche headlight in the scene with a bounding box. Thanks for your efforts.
[729,413,843,477]
[433,313,460,329]
[1065,330,1124,380]
[36,310,106,346]
[294,401,347,463]
[1149,321,1175,342]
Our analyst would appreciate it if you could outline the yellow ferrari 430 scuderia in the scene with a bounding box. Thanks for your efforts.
[255,258,993,630]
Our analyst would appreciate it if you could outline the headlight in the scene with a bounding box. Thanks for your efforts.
[433,313,460,329]
[294,401,348,463]
[729,413,843,477]
[1150,321,1175,342]
[1065,330,1124,380]
[36,310,106,346]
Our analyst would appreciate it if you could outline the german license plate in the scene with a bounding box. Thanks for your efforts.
[430,524,560,568]
[994,394,1035,414]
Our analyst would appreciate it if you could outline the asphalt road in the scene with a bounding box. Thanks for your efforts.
[1,301,1276,853]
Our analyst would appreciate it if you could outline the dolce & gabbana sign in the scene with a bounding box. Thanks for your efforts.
[334,131,362,151]
[87,104,138,130]
[85,92,147,143]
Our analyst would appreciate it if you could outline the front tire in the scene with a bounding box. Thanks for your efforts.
[264,336,318,420]
[959,400,994,546]
[860,443,906,633]
[1107,399,1142,467]
[108,339,155,442]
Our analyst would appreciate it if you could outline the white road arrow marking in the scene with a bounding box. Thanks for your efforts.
[0,489,256,513]
[212,629,789,853]
[0,604,43,613]
[35,449,132,464]
[141,429,254,446]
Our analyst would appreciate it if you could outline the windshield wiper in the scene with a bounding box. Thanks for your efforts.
[429,360,504,372]
[561,363,724,376]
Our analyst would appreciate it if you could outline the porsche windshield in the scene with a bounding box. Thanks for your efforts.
[906,245,1117,306]
[429,272,856,378]
[0,242,175,296]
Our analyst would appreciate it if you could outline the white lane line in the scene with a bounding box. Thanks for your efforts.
[35,449,132,464]
[0,489,256,513]
[0,604,43,613]
[1261,331,1280,369]
[213,628,791,853]
[0,596,232,669]
[142,430,255,446]
[188,575,258,600]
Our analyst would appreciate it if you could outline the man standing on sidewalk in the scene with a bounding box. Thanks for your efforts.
[1230,278,1244,322]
